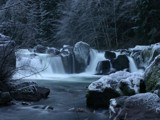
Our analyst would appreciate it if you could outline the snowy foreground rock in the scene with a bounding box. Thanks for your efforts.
[86,71,145,108]
[109,93,160,120]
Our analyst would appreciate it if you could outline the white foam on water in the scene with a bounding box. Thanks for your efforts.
[85,49,106,74]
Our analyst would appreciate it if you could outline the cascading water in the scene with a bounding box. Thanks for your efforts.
[85,49,106,74]
[14,47,143,81]
[128,56,139,73]
[14,49,65,79]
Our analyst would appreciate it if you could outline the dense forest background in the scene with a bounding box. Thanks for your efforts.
[0,0,159,49]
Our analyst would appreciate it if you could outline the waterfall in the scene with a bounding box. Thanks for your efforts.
[14,48,144,80]
[15,49,65,79]
[85,49,106,74]
[50,56,65,74]
[128,56,138,72]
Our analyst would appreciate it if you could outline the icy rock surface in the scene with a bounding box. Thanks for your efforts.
[88,71,144,95]
[109,93,160,119]
[125,93,160,111]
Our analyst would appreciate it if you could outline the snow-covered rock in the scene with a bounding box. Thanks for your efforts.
[109,93,160,120]
[87,71,145,108]
[88,71,144,93]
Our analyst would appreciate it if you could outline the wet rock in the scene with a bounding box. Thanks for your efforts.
[61,45,73,55]
[73,41,90,73]
[61,54,75,73]
[10,82,50,101]
[112,55,129,71]
[118,81,135,96]
[46,47,60,55]
[96,60,111,75]
[109,93,160,120]
[60,45,75,73]
[47,106,54,110]
[119,49,131,56]
[86,88,120,109]
[139,79,146,93]
[34,45,46,53]
[104,51,116,60]
[0,92,12,105]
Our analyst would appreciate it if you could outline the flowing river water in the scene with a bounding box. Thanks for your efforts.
[0,77,109,120]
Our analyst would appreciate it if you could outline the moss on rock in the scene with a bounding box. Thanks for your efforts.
[144,55,160,91]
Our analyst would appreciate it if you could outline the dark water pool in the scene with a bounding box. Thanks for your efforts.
[0,79,109,120]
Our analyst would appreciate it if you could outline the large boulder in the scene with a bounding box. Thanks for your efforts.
[144,55,160,92]
[104,51,116,60]
[34,45,46,53]
[86,88,120,109]
[86,71,144,109]
[0,92,12,105]
[96,60,111,75]
[73,41,90,73]
[109,93,160,120]
[10,82,50,101]
[112,55,129,71]
[60,45,75,73]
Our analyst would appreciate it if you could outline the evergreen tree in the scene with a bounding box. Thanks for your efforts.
[134,0,160,44]
[26,0,41,46]
[39,0,60,46]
